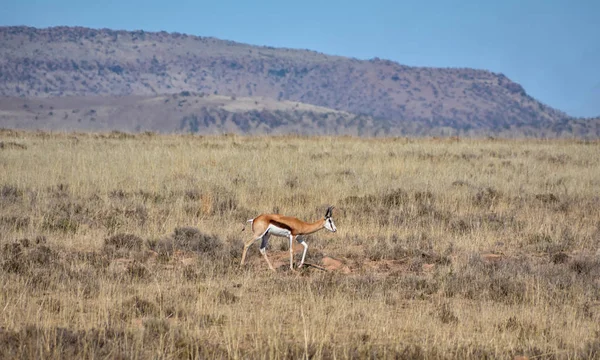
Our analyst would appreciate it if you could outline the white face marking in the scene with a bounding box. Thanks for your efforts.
[266,224,292,237]
[325,218,337,232]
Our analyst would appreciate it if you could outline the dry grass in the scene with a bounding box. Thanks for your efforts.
[1,130,600,359]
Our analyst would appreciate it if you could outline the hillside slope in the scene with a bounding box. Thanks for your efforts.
[1,26,599,137]
[0,93,385,136]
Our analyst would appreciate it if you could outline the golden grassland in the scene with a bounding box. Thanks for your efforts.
[1,129,599,359]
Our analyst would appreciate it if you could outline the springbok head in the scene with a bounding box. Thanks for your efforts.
[324,206,337,232]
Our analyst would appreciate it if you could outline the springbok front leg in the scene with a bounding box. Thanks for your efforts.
[289,235,296,271]
[298,240,308,268]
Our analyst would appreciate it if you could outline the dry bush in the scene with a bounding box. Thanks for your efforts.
[0,141,27,150]
[1,240,101,298]
[440,255,531,304]
[432,302,459,324]
[1,240,60,275]
[0,326,130,359]
[104,233,144,250]
[120,296,158,319]
[0,184,23,204]
[0,215,30,230]
[569,256,600,277]
[473,187,502,207]
[148,227,224,257]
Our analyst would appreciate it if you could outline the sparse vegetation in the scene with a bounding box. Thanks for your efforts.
[1,130,599,359]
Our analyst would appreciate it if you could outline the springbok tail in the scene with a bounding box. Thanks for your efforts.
[241,219,254,232]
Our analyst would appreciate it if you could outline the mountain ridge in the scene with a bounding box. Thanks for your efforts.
[1,25,599,137]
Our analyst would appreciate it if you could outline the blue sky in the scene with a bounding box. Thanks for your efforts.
[2,0,599,117]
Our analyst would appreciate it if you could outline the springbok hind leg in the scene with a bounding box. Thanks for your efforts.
[259,233,275,271]
[240,236,260,265]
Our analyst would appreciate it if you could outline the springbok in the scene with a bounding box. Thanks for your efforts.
[240,206,337,271]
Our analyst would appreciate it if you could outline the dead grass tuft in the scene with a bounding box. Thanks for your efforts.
[104,233,144,251]
[172,227,223,254]
[0,215,30,230]
[1,241,59,275]
[198,313,227,327]
[216,289,239,304]
[0,141,27,150]
[121,296,158,319]
[473,187,502,207]
[535,193,559,204]
[432,302,459,324]
[0,185,23,203]
[0,326,130,359]
[569,256,600,276]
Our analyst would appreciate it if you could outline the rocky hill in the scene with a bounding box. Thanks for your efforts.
[1,26,599,137]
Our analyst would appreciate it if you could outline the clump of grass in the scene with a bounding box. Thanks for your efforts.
[198,313,227,327]
[343,188,409,214]
[0,326,130,359]
[0,215,30,230]
[37,297,62,314]
[126,261,150,280]
[68,250,110,269]
[0,141,27,150]
[100,205,148,233]
[535,193,559,204]
[1,240,60,275]
[150,227,224,256]
[184,188,201,201]
[364,235,410,261]
[120,296,158,319]
[108,189,129,199]
[432,302,459,324]
[202,187,240,216]
[143,317,170,339]
[102,233,147,261]
[104,233,144,251]
[41,197,87,234]
[440,254,530,304]
[47,183,70,198]
[363,233,451,267]
[42,217,80,234]
[496,316,538,340]
[0,185,23,204]
[569,256,600,276]
[216,289,239,304]
[106,130,135,139]
[473,187,502,207]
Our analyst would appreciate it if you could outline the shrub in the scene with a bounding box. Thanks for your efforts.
[104,233,144,251]
[148,227,224,259]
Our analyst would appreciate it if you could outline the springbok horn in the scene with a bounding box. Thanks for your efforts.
[325,206,334,218]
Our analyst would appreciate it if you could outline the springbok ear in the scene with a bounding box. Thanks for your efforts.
[325,206,334,218]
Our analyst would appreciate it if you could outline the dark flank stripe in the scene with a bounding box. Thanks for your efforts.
[269,220,293,231]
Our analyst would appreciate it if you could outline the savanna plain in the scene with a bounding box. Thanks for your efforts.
[1,130,599,359]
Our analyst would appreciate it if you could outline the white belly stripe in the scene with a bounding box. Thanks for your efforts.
[267,224,291,237]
